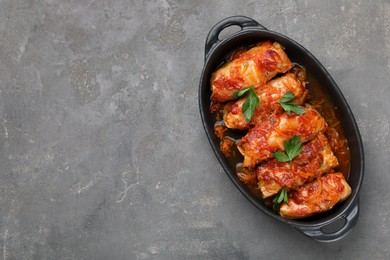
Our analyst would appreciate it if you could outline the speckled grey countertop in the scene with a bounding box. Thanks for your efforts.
[0,0,389,259]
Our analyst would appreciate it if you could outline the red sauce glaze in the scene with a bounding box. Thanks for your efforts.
[230,103,241,114]
[283,172,349,215]
[325,127,350,178]
[258,50,282,72]
[238,108,325,168]
[295,111,320,140]
[213,75,244,91]
[256,132,338,200]
[241,120,275,154]
[291,191,305,205]
[210,43,351,218]
[210,41,292,103]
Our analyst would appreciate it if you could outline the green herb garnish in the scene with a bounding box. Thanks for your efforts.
[233,87,251,99]
[274,135,303,163]
[273,187,288,211]
[279,91,306,115]
[233,86,260,122]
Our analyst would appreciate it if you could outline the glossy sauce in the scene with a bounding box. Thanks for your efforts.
[306,75,350,179]
[212,56,350,202]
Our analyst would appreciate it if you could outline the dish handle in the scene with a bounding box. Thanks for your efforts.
[205,16,266,61]
[292,199,360,242]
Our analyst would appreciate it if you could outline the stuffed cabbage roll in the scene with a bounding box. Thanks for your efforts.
[256,132,338,198]
[237,107,326,168]
[224,73,307,130]
[279,171,351,219]
[211,41,292,103]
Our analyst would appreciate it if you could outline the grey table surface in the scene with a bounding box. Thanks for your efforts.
[0,0,389,259]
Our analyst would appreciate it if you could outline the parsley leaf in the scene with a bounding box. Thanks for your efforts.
[279,92,306,115]
[233,87,251,99]
[273,187,288,212]
[274,135,303,163]
[273,151,290,162]
[280,103,306,115]
[233,86,260,122]
[284,135,303,160]
[280,92,295,103]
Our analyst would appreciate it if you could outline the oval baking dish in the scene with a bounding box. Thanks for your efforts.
[199,16,364,242]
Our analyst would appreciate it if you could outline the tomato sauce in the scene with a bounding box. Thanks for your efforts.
[211,56,350,202]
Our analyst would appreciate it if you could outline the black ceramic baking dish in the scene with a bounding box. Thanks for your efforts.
[199,16,364,242]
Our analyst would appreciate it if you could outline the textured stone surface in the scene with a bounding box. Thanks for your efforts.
[0,0,389,259]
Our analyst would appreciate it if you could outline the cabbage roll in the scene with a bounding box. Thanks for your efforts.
[237,107,326,168]
[256,132,338,198]
[279,172,351,219]
[211,41,292,103]
[224,73,306,130]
